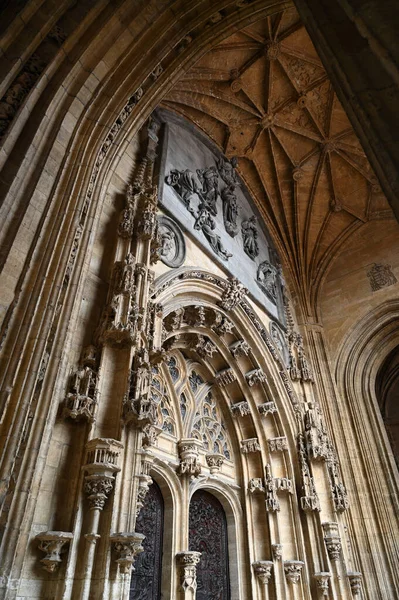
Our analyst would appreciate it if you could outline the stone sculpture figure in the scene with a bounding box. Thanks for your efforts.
[217,155,239,187]
[165,168,200,209]
[196,165,219,215]
[256,260,277,302]
[221,185,239,237]
[241,215,259,260]
[194,208,232,261]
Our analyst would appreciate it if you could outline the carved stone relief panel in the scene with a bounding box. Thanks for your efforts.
[157,110,282,318]
[158,215,186,268]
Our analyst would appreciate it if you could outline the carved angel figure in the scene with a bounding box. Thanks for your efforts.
[194,208,232,261]
[221,185,238,237]
[217,155,239,187]
[196,166,219,216]
[241,215,259,260]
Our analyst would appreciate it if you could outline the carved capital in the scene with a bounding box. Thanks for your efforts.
[229,339,251,358]
[314,572,331,596]
[83,438,123,510]
[258,401,278,416]
[36,531,73,573]
[245,368,267,386]
[110,532,145,574]
[206,453,224,474]
[241,438,261,453]
[231,401,251,417]
[347,572,362,597]
[322,522,342,561]
[284,560,304,584]
[215,368,236,387]
[268,436,288,452]
[252,560,273,585]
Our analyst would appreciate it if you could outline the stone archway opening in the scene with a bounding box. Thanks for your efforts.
[376,345,399,467]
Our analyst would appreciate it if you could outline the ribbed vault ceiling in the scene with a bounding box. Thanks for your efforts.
[162,7,393,313]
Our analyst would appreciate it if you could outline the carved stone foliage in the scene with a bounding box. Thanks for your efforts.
[252,561,273,585]
[83,438,123,511]
[158,215,186,268]
[206,453,225,474]
[284,561,304,584]
[218,277,248,311]
[241,438,261,453]
[245,368,267,386]
[258,401,278,416]
[322,522,342,561]
[241,216,259,260]
[35,532,73,573]
[229,339,251,358]
[347,572,363,597]
[163,304,234,339]
[110,532,145,574]
[97,255,146,348]
[191,392,231,460]
[268,437,288,452]
[63,345,99,422]
[256,261,278,303]
[231,401,251,417]
[215,368,236,387]
[130,482,164,598]
[189,491,230,600]
[314,573,331,597]
[367,263,397,291]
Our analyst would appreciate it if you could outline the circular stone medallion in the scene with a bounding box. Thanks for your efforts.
[158,215,186,268]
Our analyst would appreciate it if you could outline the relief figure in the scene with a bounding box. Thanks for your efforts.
[221,185,239,237]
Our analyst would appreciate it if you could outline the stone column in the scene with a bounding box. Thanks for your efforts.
[81,438,123,600]
[253,560,273,600]
[176,551,201,600]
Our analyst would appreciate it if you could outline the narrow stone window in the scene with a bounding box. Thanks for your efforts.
[189,490,230,600]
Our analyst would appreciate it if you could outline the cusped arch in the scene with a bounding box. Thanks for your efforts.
[153,267,300,457]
